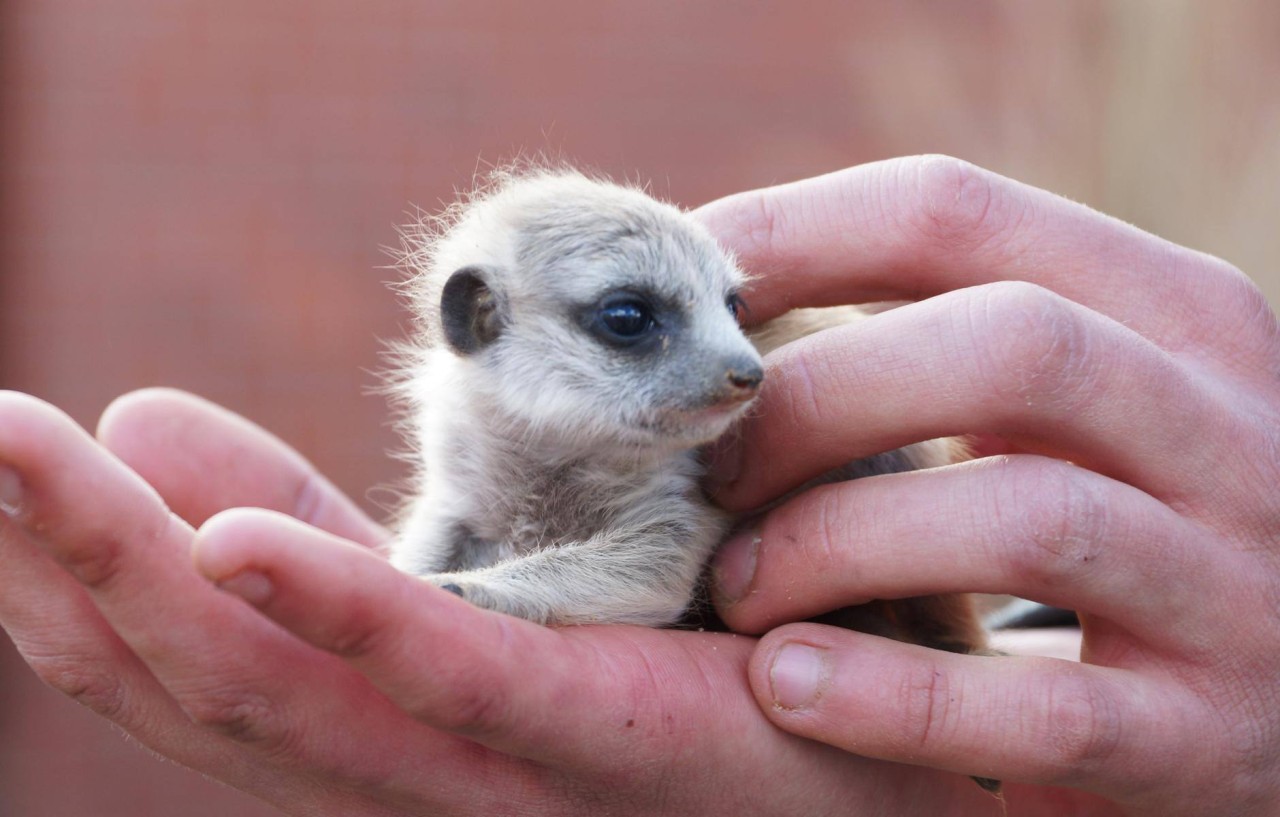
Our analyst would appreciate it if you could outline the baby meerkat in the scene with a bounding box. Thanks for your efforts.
[387,167,985,655]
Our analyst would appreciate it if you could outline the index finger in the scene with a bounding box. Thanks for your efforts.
[191,507,956,805]
[192,509,762,765]
[97,388,387,548]
[694,156,1275,374]
[0,392,489,799]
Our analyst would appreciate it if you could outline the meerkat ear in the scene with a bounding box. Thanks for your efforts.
[440,266,504,355]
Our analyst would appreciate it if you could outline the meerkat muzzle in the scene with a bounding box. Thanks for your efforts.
[721,361,764,403]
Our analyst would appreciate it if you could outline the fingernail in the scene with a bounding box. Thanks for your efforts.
[770,643,827,710]
[0,465,22,518]
[216,571,274,607]
[714,528,760,604]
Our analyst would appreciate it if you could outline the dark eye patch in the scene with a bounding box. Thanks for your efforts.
[726,292,747,323]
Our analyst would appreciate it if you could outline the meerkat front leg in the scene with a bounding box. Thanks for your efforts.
[420,519,723,627]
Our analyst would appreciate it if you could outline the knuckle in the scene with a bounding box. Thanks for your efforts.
[56,532,129,591]
[775,345,836,434]
[424,618,518,739]
[1040,669,1124,781]
[969,282,1102,416]
[999,461,1108,588]
[183,685,296,753]
[713,187,792,263]
[901,155,1012,250]
[53,513,171,594]
[1223,266,1280,363]
[439,672,514,739]
[28,652,130,721]
[326,616,390,661]
[1166,246,1280,364]
[1212,257,1264,304]
[1192,252,1268,323]
[804,487,853,575]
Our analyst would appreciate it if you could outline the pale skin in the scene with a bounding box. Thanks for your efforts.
[1,155,1277,815]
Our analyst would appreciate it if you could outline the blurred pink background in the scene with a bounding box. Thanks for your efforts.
[2,1,1277,813]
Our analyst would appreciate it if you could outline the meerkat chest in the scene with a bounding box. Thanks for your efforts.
[459,454,696,557]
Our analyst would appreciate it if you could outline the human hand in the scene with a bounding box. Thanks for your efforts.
[0,387,1090,816]
[697,156,1280,815]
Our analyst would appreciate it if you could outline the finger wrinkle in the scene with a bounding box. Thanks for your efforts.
[969,283,1105,419]
[810,486,852,577]
[25,647,132,722]
[900,657,952,760]
[53,528,130,592]
[775,347,828,438]
[291,471,326,530]
[1001,463,1110,591]
[1040,668,1127,786]
[0,404,179,586]
[743,187,785,265]
[37,509,158,596]
[325,602,397,662]
[905,156,1017,262]
[182,685,296,755]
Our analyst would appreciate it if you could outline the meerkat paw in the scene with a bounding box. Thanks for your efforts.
[420,572,556,624]
[419,572,486,603]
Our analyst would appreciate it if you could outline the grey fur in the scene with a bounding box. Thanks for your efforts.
[388,168,762,625]
[386,168,970,633]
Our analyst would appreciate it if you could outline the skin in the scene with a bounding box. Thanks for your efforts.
[700,156,1280,814]
[0,155,1277,814]
[0,388,1014,816]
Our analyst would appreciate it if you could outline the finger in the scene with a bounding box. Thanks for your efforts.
[196,509,592,759]
[0,392,487,797]
[708,283,1247,518]
[0,514,332,809]
[695,155,1277,376]
[0,513,239,772]
[750,624,1209,799]
[194,513,1032,812]
[0,514,379,810]
[713,455,1230,651]
[192,508,793,772]
[97,388,386,548]
[0,478,378,811]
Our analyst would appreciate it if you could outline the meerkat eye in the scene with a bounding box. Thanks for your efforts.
[726,292,747,322]
[593,296,658,345]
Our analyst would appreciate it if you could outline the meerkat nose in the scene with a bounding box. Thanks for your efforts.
[724,361,764,396]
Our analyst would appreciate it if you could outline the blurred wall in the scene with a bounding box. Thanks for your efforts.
[1,1,1277,814]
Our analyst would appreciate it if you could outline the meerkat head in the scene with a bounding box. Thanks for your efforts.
[409,169,763,453]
